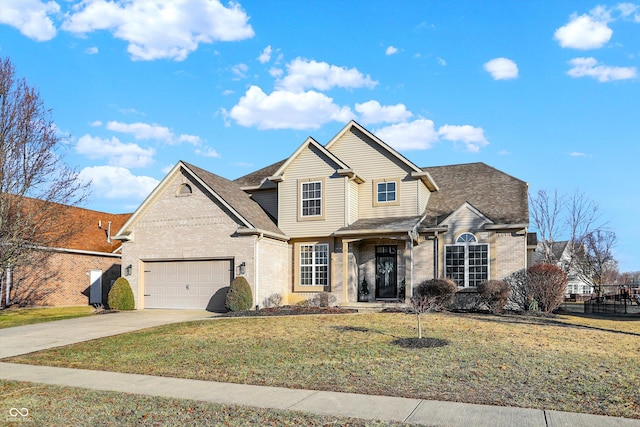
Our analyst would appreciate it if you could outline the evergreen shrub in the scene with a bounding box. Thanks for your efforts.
[225,276,253,312]
[107,277,135,310]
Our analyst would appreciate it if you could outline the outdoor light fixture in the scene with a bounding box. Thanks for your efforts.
[238,262,246,275]
[125,264,132,276]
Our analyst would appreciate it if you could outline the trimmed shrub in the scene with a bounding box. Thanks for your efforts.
[225,276,253,312]
[527,263,567,313]
[504,269,529,311]
[414,278,458,309]
[477,280,511,314]
[107,277,135,310]
[262,293,283,308]
[308,292,335,308]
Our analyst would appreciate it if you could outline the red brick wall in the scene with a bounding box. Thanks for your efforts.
[8,250,122,307]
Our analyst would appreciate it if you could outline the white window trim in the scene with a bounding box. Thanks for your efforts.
[299,243,329,287]
[445,241,490,288]
[298,178,325,221]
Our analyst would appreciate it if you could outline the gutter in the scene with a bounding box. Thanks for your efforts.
[235,228,289,242]
[23,245,122,258]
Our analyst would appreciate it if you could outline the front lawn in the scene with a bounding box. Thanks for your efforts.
[0,380,421,427]
[0,306,95,329]
[6,312,640,419]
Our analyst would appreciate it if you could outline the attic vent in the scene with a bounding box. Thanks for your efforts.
[177,183,192,196]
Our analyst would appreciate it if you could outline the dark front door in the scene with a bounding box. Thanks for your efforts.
[375,245,397,299]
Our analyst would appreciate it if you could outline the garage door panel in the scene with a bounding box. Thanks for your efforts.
[144,260,232,311]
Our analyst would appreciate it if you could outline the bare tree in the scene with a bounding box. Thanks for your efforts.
[529,189,614,293]
[573,230,617,298]
[529,189,564,263]
[407,279,457,339]
[0,57,88,306]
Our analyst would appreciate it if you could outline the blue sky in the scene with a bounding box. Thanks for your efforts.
[0,1,638,272]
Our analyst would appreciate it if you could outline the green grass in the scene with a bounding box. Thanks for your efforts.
[0,380,425,426]
[6,312,640,419]
[0,306,95,329]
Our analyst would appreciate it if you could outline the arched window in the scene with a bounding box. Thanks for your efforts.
[445,232,489,288]
[177,183,192,196]
[456,232,477,243]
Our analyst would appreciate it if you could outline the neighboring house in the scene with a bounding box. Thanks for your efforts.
[115,121,530,311]
[3,205,131,307]
[533,240,594,297]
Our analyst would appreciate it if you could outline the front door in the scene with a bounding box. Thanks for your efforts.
[375,245,397,299]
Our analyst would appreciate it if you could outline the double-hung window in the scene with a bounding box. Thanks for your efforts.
[301,181,322,217]
[299,243,329,287]
[373,178,400,206]
[377,181,396,203]
[445,232,489,287]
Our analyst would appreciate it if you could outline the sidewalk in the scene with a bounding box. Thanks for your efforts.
[1,311,638,427]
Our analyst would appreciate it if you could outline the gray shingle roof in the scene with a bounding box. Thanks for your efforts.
[335,216,423,235]
[233,159,286,188]
[182,162,284,236]
[422,162,529,227]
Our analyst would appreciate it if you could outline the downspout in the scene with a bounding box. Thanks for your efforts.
[433,232,439,279]
[408,231,414,298]
[5,266,11,307]
[254,232,263,309]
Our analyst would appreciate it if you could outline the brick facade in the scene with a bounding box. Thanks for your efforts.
[9,250,122,306]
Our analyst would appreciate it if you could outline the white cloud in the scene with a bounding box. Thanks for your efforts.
[106,121,173,142]
[179,134,202,145]
[62,0,254,61]
[269,67,283,78]
[228,85,354,130]
[85,46,98,54]
[231,63,249,79]
[79,166,159,200]
[374,120,440,150]
[89,120,102,127]
[436,57,446,66]
[570,151,587,157]
[258,45,272,63]
[104,121,201,145]
[277,58,378,92]
[75,134,155,168]
[355,100,412,124]
[385,46,398,55]
[195,146,221,158]
[484,57,519,80]
[438,124,489,152]
[554,12,613,49]
[567,57,637,81]
[0,0,59,41]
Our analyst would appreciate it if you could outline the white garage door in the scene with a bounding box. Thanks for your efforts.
[143,260,232,311]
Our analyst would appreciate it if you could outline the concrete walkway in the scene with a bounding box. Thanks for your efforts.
[1,310,638,427]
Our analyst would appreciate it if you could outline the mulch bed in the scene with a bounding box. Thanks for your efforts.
[221,305,358,317]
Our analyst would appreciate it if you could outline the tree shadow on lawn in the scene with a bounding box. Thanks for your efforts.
[461,312,640,338]
[331,325,450,349]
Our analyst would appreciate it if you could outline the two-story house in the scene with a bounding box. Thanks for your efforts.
[115,121,529,310]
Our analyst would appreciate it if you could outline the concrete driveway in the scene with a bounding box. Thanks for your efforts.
[0,309,215,358]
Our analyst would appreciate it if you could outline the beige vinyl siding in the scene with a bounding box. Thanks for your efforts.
[348,179,359,225]
[418,179,430,213]
[327,128,422,218]
[442,206,489,243]
[278,145,345,238]
[248,188,278,220]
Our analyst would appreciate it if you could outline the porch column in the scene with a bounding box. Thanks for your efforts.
[342,238,349,303]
